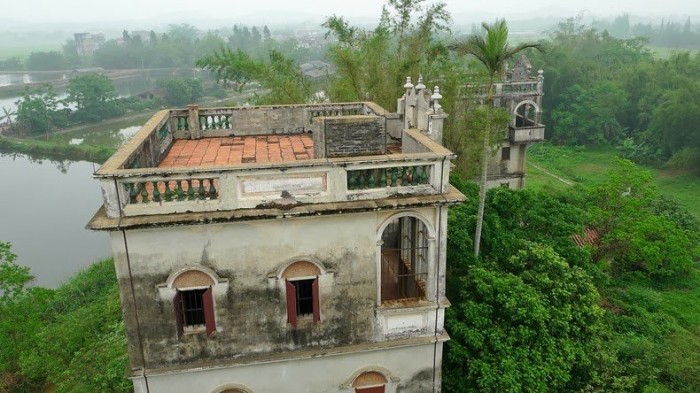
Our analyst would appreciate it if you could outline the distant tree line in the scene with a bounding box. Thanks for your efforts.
[592,14,700,48]
[0,23,322,72]
[8,73,213,136]
[527,18,700,174]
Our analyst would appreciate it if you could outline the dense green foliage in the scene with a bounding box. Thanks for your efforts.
[443,161,699,392]
[528,18,700,171]
[322,0,451,109]
[67,73,124,122]
[157,77,204,107]
[14,85,68,135]
[13,75,158,135]
[0,246,129,393]
[198,48,313,104]
[26,51,68,71]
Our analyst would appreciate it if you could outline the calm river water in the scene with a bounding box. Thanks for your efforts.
[0,153,110,288]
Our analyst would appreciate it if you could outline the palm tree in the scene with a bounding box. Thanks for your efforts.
[452,19,543,257]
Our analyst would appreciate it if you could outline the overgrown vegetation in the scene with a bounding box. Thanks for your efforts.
[0,243,129,393]
[444,160,699,392]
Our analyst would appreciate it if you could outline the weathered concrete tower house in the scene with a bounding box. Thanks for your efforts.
[466,54,546,189]
[88,79,464,393]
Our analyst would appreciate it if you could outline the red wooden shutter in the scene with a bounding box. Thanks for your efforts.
[174,291,183,340]
[203,286,215,336]
[312,276,320,323]
[286,279,297,327]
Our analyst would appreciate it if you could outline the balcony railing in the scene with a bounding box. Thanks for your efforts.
[464,80,542,99]
[509,125,545,143]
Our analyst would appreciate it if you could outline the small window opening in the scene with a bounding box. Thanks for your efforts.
[293,279,315,316]
[181,288,206,327]
[285,273,320,327]
[174,285,215,339]
[501,146,511,161]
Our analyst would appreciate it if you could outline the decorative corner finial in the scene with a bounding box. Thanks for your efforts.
[403,76,414,90]
[431,86,443,113]
[416,74,426,90]
[537,69,544,79]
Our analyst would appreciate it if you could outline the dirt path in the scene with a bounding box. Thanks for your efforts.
[529,162,575,186]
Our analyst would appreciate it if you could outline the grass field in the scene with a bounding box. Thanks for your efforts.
[0,41,62,60]
[526,144,700,219]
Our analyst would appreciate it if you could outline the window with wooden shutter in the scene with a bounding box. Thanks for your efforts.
[286,277,321,327]
[203,287,215,336]
[174,286,216,338]
[168,268,222,339]
[312,277,320,322]
[286,279,297,327]
[174,292,184,339]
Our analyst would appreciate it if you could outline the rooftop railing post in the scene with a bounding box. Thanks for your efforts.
[187,104,201,139]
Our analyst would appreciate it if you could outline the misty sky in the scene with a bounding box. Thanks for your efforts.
[4,0,698,25]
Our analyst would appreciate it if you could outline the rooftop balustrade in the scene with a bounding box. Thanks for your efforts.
[94,102,454,219]
[464,80,543,99]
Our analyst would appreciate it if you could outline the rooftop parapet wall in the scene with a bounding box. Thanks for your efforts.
[94,102,455,219]
[169,103,373,139]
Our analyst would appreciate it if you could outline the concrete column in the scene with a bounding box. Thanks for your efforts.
[187,104,200,139]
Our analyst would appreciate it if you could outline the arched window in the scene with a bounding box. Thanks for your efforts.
[513,100,541,128]
[380,216,429,302]
[212,384,253,393]
[282,261,321,327]
[353,371,387,393]
[172,269,216,339]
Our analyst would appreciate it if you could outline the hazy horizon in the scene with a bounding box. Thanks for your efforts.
[2,0,698,32]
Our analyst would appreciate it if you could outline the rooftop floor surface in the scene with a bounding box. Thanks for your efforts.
[158,135,315,168]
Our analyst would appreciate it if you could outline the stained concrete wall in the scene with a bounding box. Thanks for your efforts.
[488,142,526,176]
[313,116,386,158]
[133,342,443,393]
[110,207,443,371]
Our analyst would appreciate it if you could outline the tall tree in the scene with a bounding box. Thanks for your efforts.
[323,0,450,109]
[451,19,542,256]
[15,85,67,136]
[66,73,122,122]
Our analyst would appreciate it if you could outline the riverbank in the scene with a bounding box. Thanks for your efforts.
[0,136,114,163]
